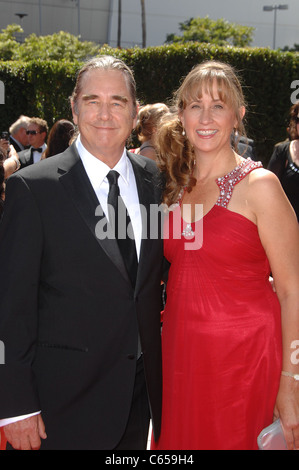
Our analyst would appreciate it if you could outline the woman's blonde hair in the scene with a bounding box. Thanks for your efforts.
[157,60,247,206]
[135,103,169,141]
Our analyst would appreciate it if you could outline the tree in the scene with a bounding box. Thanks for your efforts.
[0,26,100,62]
[0,24,22,61]
[14,31,100,61]
[282,43,299,52]
[165,16,254,48]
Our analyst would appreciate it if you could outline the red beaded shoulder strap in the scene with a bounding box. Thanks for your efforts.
[215,159,263,209]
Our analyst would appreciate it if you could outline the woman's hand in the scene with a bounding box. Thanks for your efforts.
[274,375,299,449]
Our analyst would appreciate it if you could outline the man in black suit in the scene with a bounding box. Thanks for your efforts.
[8,115,31,152]
[18,117,48,169]
[0,56,164,450]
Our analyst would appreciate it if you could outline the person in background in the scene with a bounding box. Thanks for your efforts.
[9,115,31,152]
[42,119,75,159]
[233,131,258,160]
[0,134,21,179]
[268,101,299,221]
[0,148,5,216]
[18,117,48,169]
[131,103,169,160]
[151,61,299,450]
[0,132,10,159]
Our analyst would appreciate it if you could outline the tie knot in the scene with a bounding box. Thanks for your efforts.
[107,170,120,186]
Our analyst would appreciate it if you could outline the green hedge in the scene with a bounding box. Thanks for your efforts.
[0,59,80,132]
[0,43,298,164]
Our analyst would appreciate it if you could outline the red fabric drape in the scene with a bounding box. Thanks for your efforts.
[0,428,6,450]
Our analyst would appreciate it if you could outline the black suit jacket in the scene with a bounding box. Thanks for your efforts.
[0,143,164,449]
[18,147,34,168]
[9,137,23,153]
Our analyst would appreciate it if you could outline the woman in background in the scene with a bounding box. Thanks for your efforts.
[268,101,299,220]
[131,103,169,160]
[43,119,75,159]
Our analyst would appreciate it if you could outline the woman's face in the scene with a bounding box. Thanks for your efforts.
[180,81,244,157]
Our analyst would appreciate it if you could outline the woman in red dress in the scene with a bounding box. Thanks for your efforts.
[152,61,299,450]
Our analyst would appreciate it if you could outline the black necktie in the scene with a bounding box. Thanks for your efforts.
[107,170,138,288]
[30,147,43,163]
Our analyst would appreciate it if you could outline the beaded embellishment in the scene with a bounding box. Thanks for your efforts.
[177,159,263,238]
[289,162,299,174]
[169,188,195,239]
[215,159,263,209]
[173,188,195,238]
[182,223,194,238]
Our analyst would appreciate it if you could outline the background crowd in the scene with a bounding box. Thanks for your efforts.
[1,101,298,215]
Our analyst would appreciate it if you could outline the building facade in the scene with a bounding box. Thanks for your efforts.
[0,0,298,50]
[0,0,113,44]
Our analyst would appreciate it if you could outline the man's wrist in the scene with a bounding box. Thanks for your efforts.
[0,411,41,427]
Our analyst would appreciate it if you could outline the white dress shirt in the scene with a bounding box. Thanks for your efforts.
[0,136,142,428]
[32,143,47,163]
[77,136,142,259]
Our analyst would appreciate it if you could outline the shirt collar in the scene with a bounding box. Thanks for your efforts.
[76,135,130,188]
[31,143,47,151]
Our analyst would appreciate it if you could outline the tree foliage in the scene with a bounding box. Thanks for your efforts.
[0,25,100,61]
[282,43,299,52]
[166,16,255,48]
[0,24,23,60]
[1,42,298,164]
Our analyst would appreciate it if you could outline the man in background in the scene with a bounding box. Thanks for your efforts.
[9,115,31,152]
[18,117,48,168]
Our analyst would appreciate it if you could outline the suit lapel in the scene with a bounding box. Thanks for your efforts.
[58,144,130,285]
[128,153,162,290]
[28,148,34,165]
[20,149,33,167]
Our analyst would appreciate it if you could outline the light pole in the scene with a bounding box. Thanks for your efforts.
[263,4,289,49]
[39,0,42,35]
[14,13,28,42]
[140,0,146,48]
[71,0,81,36]
[15,13,28,23]
[117,0,121,48]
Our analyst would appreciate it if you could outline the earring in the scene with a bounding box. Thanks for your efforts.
[182,129,186,136]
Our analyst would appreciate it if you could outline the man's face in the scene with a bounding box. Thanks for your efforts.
[20,127,30,147]
[72,68,137,165]
[27,123,46,149]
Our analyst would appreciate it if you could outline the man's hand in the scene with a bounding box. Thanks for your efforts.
[4,414,47,450]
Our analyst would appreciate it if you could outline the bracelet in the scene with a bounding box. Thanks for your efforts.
[281,371,299,381]
[11,156,21,171]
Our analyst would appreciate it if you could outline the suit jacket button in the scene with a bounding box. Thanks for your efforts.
[127,354,135,360]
